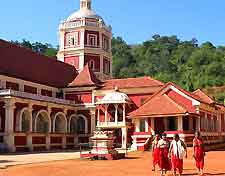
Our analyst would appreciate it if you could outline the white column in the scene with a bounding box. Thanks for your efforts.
[135,119,140,132]
[122,127,127,149]
[62,135,66,149]
[4,98,16,152]
[151,118,155,135]
[47,107,52,133]
[27,134,33,152]
[19,84,24,92]
[90,109,96,134]
[1,80,6,89]
[97,107,100,126]
[178,116,183,131]
[145,118,149,132]
[123,104,126,123]
[115,104,118,124]
[28,104,33,132]
[46,134,50,150]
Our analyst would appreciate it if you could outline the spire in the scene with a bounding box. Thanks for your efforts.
[80,0,92,10]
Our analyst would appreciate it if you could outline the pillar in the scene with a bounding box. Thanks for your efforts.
[46,134,50,150]
[90,109,96,134]
[178,116,183,131]
[135,119,140,132]
[97,107,100,126]
[122,127,127,149]
[151,118,155,135]
[62,135,66,149]
[123,104,126,123]
[27,133,33,152]
[4,98,16,152]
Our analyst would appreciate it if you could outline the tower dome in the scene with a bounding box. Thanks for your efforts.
[57,0,112,81]
[67,0,105,24]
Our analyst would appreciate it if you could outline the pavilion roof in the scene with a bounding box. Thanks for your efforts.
[68,64,102,87]
[192,89,215,104]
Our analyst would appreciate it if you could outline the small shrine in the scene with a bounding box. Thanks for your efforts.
[80,130,124,160]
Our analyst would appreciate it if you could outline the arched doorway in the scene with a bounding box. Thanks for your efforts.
[53,112,67,133]
[69,114,88,134]
[35,110,50,133]
[21,110,31,132]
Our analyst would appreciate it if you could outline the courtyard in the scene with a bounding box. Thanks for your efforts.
[0,150,225,176]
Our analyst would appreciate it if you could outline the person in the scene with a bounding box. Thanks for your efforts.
[193,131,205,176]
[152,134,161,171]
[158,133,171,176]
[169,134,187,176]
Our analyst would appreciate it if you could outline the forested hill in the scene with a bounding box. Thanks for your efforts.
[11,35,225,102]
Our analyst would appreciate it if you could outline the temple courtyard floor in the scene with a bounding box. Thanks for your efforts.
[0,150,225,176]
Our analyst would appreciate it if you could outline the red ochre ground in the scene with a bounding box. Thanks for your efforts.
[1,150,225,176]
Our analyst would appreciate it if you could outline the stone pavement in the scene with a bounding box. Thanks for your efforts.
[0,151,81,168]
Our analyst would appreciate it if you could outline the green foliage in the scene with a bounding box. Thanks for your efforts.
[11,39,57,58]
[112,35,225,101]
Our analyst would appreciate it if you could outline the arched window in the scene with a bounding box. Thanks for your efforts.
[36,112,50,133]
[77,116,86,134]
[21,110,30,132]
[54,113,67,133]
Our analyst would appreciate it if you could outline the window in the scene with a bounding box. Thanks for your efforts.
[103,37,109,51]
[139,119,146,132]
[89,60,95,70]
[66,32,79,47]
[88,34,97,46]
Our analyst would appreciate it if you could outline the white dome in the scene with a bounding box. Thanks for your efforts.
[67,9,104,23]
[96,91,131,104]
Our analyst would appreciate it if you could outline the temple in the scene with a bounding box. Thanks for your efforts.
[0,0,224,153]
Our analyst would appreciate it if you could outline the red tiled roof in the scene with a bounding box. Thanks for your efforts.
[102,76,164,90]
[68,64,102,87]
[0,39,77,88]
[129,94,187,118]
[193,89,215,104]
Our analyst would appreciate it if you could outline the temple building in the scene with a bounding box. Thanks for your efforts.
[0,0,224,153]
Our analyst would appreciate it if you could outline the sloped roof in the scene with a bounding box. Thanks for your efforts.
[129,94,187,118]
[68,64,102,87]
[0,39,77,88]
[102,76,164,90]
[193,89,215,104]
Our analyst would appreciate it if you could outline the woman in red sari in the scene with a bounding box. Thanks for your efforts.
[193,131,205,176]
[152,134,160,171]
[158,133,171,176]
[169,134,187,176]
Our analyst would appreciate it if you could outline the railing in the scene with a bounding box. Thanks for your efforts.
[60,19,111,31]
[97,121,126,127]
[0,89,80,106]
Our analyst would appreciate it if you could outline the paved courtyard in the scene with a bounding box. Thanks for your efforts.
[0,150,225,176]
[0,151,80,168]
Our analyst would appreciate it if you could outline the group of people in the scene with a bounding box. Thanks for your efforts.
[152,132,205,176]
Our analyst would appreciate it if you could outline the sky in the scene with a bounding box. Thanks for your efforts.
[1,0,225,46]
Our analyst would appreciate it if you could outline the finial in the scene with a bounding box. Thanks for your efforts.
[80,0,91,10]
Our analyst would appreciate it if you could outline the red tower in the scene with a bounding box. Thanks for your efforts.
[57,0,112,80]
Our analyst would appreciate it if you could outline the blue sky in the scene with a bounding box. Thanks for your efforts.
[1,0,225,46]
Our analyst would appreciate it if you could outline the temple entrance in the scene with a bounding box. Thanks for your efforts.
[154,118,165,134]
[113,128,122,148]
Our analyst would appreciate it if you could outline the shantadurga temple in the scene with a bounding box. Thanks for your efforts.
[0,0,224,153]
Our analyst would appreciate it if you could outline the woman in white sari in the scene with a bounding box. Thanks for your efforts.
[169,134,187,176]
